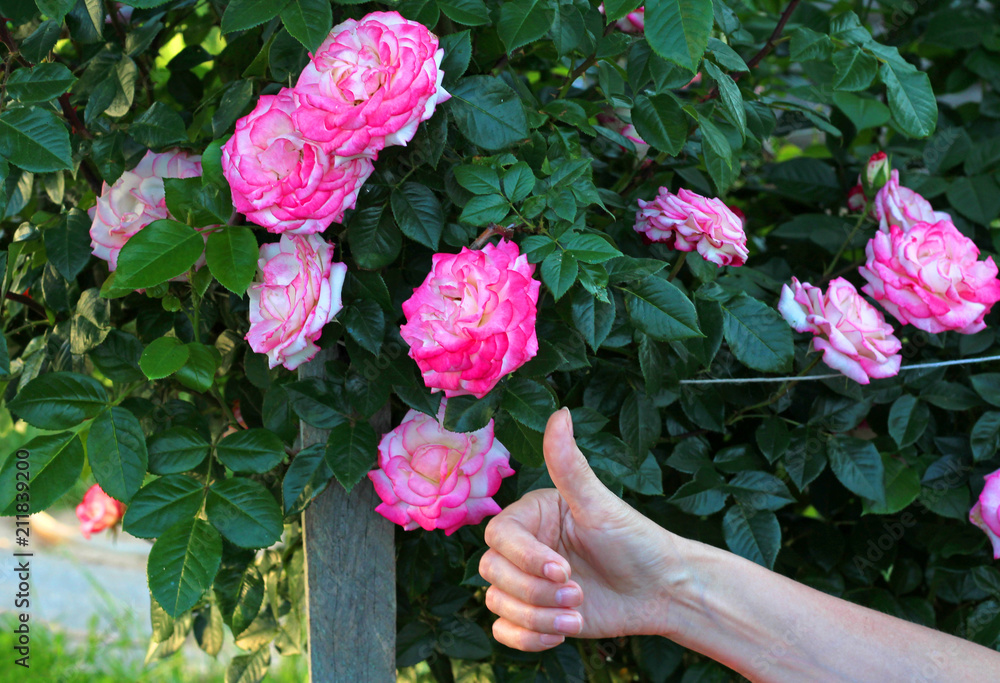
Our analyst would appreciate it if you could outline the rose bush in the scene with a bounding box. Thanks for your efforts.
[2,0,1000,680]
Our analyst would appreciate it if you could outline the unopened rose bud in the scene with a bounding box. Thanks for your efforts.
[862,152,890,195]
[847,183,867,213]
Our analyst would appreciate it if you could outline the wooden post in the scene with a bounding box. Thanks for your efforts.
[300,348,396,682]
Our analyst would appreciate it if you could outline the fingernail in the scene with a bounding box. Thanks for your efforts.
[554,614,582,635]
[540,634,563,647]
[555,587,581,607]
[562,408,574,437]
[543,562,568,583]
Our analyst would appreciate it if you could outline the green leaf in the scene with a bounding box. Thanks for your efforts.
[131,102,188,148]
[282,443,334,516]
[564,233,622,264]
[0,106,72,173]
[436,0,490,26]
[9,372,107,430]
[280,0,333,51]
[721,294,794,373]
[225,647,271,683]
[140,337,191,380]
[449,76,529,150]
[541,251,578,301]
[879,62,937,138]
[790,27,833,61]
[147,518,222,618]
[212,80,254,138]
[206,478,283,548]
[0,433,85,516]
[833,46,878,92]
[972,412,1000,463]
[827,436,886,506]
[832,92,891,131]
[44,209,92,280]
[147,427,210,475]
[342,298,385,357]
[603,0,642,22]
[391,182,444,250]
[206,227,257,296]
[324,422,378,493]
[5,63,76,103]
[443,390,503,433]
[971,374,1000,408]
[862,455,920,515]
[284,378,348,430]
[698,115,735,193]
[622,276,701,341]
[124,475,206,538]
[216,429,286,473]
[87,407,148,503]
[230,566,265,637]
[497,0,554,53]
[222,0,291,33]
[21,20,61,64]
[502,377,557,432]
[115,219,205,289]
[438,616,493,660]
[459,194,511,225]
[502,162,536,203]
[36,0,76,18]
[440,30,472,87]
[645,0,714,72]
[887,395,929,449]
[176,343,220,393]
[620,391,661,458]
[571,287,616,351]
[723,506,780,569]
[347,206,402,270]
[702,61,745,136]
[631,93,687,156]
[945,175,1000,226]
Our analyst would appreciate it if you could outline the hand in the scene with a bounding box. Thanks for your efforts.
[480,407,678,651]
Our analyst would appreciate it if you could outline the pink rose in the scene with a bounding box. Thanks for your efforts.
[598,4,645,33]
[222,89,374,235]
[778,277,901,385]
[293,11,449,157]
[597,108,650,159]
[245,233,347,370]
[847,182,867,213]
[400,239,540,399]
[873,170,950,233]
[89,149,203,271]
[368,400,515,535]
[634,187,749,267]
[971,469,1000,559]
[859,220,1000,335]
[76,484,126,539]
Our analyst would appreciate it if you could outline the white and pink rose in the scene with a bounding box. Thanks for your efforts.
[634,187,749,267]
[245,233,347,371]
[778,277,902,384]
[971,469,1000,560]
[368,401,515,535]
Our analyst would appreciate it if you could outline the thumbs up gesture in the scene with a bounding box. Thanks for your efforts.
[480,408,678,651]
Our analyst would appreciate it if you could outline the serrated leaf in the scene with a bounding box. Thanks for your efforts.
[9,372,108,430]
[631,93,688,156]
[645,0,714,73]
[147,518,222,618]
[502,377,556,432]
[324,422,378,493]
[449,76,529,150]
[87,407,148,503]
[217,429,286,473]
[147,427,210,475]
[827,436,886,506]
[206,478,284,548]
[280,0,333,51]
[207,227,258,296]
[541,251,578,301]
[140,337,190,380]
[124,475,206,538]
[391,182,444,250]
[0,433,85,516]
[723,506,780,569]
[497,0,554,53]
[115,219,205,289]
[222,0,291,33]
[721,294,793,373]
[5,63,76,103]
[0,106,72,173]
[622,276,701,341]
[880,61,937,138]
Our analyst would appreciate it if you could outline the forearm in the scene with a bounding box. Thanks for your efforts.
[658,535,1000,682]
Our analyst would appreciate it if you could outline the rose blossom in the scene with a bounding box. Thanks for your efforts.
[634,187,749,266]
[89,149,203,271]
[598,4,644,33]
[873,170,950,233]
[368,401,515,535]
[597,108,649,159]
[245,233,347,371]
[293,11,449,157]
[971,469,1000,559]
[223,88,374,235]
[400,239,540,399]
[76,484,126,539]
[859,220,1000,335]
[778,277,901,384]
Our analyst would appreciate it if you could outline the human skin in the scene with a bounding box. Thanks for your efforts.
[480,408,1000,681]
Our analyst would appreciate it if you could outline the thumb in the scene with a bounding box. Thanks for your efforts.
[543,408,615,520]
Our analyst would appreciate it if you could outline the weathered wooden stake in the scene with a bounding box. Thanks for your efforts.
[300,348,396,682]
